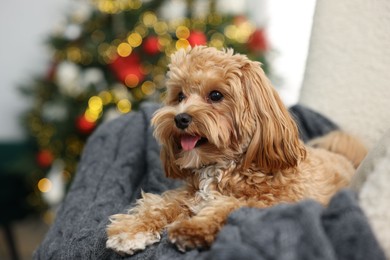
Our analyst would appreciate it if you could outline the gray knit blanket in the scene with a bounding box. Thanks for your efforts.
[34,103,385,260]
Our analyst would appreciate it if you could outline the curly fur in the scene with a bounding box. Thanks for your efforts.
[106,46,366,255]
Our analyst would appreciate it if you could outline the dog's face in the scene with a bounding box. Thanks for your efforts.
[152,47,305,179]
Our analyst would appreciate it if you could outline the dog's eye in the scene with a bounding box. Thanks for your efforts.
[178,92,185,102]
[208,91,223,102]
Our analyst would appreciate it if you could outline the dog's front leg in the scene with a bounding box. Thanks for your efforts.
[168,195,244,252]
[106,189,191,255]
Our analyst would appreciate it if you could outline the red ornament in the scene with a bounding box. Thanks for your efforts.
[247,29,268,53]
[76,115,96,134]
[109,53,145,86]
[46,62,57,81]
[143,36,160,55]
[36,149,54,168]
[188,31,207,47]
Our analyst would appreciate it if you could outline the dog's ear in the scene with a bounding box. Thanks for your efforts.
[160,145,188,179]
[240,61,306,172]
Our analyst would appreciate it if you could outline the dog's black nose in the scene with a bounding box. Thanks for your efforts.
[175,113,192,129]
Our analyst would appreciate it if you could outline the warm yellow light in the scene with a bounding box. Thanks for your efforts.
[38,178,52,193]
[224,25,237,40]
[141,81,156,95]
[125,74,139,87]
[88,96,103,111]
[127,33,143,47]
[210,33,225,49]
[235,21,255,43]
[129,0,142,9]
[134,25,148,37]
[85,108,101,122]
[98,0,118,14]
[117,99,132,113]
[176,26,190,39]
[158,34,172,47]
[143,12,157,27]
[67,47,82,63]
[176,39,190,49]
[117,1,128,11]
[117,43,132,57]
[153,21,168,35]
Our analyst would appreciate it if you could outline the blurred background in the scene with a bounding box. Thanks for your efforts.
[0,0,316,259]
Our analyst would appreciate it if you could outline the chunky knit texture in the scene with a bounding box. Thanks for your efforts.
[34,103,384,259]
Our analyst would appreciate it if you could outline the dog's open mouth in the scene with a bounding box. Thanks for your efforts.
[179,134,208,151]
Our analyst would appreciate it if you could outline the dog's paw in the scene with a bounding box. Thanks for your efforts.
[167,219,217,252]
[106,231,161,255]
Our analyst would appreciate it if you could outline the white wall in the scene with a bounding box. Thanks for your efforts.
[0,0,315,141]
[300,0,390,147]
[0,0,69,141]
[266,0,316,106]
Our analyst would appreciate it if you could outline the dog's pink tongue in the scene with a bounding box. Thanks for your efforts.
[181,135,200,151]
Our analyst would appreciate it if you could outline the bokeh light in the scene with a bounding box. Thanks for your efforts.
[38,178,52,193]
[117,99,132,113]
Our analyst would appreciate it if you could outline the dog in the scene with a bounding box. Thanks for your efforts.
[106,46,367,255]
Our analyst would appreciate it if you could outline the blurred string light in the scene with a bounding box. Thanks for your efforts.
[117,43,133,57]
[38,178,52,193]
[85,96,103,122]
[141,81,156,96]
[54,4,262,146]
[127,33,143,47]
[143,11,158,27]
[87,11,257,127]
[94,0,142,13]
[99,90,113,104]
[224,19,255,43]
[117,99,132,113]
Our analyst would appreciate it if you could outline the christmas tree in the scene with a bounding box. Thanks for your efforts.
[20,0,270,215]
